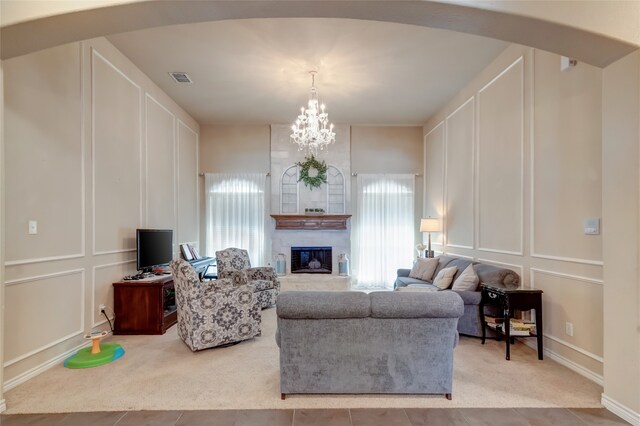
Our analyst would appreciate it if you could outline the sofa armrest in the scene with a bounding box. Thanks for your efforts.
[397,268,411,277]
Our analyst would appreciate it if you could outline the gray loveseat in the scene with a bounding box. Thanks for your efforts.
[276,290,464,399]
[395,256,520,337]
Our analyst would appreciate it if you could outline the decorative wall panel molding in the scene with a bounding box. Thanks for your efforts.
[177,120,199,245]
[92,260,136,327]
[424,121,445,246]
[4,269,85,367]
[145,93,176,230]
[445,97,475,250]
[4,43,84,264]
[91,48,142,255]
[477,56,524,255]
[530,267,603,364]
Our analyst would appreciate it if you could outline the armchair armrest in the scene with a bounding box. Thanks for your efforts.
[397,268,411,278]
[217,270,248,287]
[247,266,277,280]
[247,266,280,291]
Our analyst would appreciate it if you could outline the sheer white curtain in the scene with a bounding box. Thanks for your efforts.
[205,173,266,265]
[354,174,415,289]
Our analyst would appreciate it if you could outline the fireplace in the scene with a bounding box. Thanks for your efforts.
[291,247,332,274]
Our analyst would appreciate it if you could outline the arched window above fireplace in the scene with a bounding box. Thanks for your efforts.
[280,165,299,214]
[326,166,345,214]
[280,164,345,214]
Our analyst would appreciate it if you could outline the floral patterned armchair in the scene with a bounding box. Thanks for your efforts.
[215,248,280,309]
[170,259,261,351]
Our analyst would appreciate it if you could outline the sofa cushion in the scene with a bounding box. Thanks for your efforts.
[452,264,480,291]
[433,266,458,289]
[395,276,432,287]
[396,283,439,292]
[409,257,439,281]
[370,290,464,318]
[277,291,370,319]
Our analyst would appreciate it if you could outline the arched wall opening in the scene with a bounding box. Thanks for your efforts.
[1,0,638,66]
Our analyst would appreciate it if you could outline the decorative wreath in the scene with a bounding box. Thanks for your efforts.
[296,155,328,189]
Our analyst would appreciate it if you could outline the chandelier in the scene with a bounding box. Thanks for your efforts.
[290,71,335,156]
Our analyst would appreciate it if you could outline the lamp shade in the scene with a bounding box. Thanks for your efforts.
[420,217,441,233]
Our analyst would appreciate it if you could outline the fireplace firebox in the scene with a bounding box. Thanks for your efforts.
[291,247,332,274]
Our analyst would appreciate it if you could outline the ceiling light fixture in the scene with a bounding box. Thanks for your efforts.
[290,71,335,156]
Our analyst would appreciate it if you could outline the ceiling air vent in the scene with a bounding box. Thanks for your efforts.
[169,72,193,84]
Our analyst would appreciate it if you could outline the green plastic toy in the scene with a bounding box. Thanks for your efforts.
[64,331,124,369]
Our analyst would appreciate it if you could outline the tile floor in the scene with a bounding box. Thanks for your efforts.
[0,407,630,425]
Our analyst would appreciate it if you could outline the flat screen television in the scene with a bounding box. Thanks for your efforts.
[136,229,173,273]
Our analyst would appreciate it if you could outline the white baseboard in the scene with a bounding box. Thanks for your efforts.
[602,394,640,426]
[0,399,6,413]
[523,339,603,385]
[3,341,89,392]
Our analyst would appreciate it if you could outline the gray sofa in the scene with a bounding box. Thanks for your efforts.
[395,256,520,337]
[276,290,464,399]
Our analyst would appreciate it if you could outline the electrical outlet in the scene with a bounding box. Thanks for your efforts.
[99,304,106,313]
[565,322,574,337]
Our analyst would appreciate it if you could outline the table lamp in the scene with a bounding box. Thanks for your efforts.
[420,217,441,258]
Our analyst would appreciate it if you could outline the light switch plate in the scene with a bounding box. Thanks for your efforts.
[28,220,38,235]
[584,218,600,235]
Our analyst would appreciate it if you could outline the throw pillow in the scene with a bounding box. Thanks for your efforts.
[432,266,458,289]
[408,257,439,281]
[452,264,480,291]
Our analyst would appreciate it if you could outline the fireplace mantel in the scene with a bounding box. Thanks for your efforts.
[271,214,352,231]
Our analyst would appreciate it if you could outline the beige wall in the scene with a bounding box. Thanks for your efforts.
[350,126,424,245]
[424,44,605,381]
[2,37,199,390]
[602,50,640,418]
[198,125,271,254]
[199,125,271,174]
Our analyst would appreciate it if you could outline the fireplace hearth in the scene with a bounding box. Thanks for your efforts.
[291,247,332,274]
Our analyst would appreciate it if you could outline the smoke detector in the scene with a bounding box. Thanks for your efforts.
[169,72,193,83]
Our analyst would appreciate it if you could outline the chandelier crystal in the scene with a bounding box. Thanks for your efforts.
[290,71,335,156]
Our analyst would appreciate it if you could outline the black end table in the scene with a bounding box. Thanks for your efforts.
[479,284,544,360]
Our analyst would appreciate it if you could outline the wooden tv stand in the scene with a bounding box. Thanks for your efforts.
[113,275,176,335]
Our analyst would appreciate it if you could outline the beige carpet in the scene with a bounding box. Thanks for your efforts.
[4,275,603,414]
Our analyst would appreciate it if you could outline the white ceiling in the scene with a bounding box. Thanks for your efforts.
[108,18,508,126]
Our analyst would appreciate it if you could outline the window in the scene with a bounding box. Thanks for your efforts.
[205,173,266,265]
[354,174,415,289]
[326,166,345,214]
[280,165,299,214]
[280,164,345,213]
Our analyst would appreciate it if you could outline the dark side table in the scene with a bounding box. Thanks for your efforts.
[479,284,544,360]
